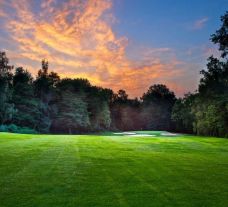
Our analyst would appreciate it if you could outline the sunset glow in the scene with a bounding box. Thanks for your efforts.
[0,0,226,97]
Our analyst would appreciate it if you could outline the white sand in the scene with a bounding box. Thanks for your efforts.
[114,132,136,135]
[161,132,177,136]
[128,134,156,137]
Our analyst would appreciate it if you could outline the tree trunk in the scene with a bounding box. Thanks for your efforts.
[69,127,72,134]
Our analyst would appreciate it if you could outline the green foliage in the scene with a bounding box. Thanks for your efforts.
[172,93,195,133]
[193,96,228,137]
[211,11,228,58]
[141,84,176,130]
[53,90,90,133]
[87,86,112,131]
[33,60,60,133]
[95,102,111,129]
[0,124,37,134]
[111,91,141,130]
[0,52,15,125]
[171,11,228,137]
[194,12,228,137]
[199,56,228,96]
[89,100,111,130]
[12,67,41,129]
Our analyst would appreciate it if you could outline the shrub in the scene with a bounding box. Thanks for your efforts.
[0,124,37,134]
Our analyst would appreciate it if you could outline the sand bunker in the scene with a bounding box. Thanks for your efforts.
[161,132,177,136]
[113,132,136,135]
[128,134,156,137]
[114,131,179,137]
[113,132,155,137]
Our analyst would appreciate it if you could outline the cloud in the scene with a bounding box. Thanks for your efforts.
[0,0,6,17]
[192,17,208,30]
[0,0,196,97]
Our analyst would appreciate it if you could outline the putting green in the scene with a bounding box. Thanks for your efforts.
[0,132,227,207]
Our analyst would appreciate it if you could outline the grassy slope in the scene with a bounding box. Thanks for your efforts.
[0,132,227,207]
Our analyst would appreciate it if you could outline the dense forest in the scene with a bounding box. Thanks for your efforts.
[0,12,227,137]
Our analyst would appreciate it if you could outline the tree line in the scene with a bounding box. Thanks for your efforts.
[0,54,176,134]
[0,12,227,137]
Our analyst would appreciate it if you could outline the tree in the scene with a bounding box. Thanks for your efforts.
[87,86,111,131]
[110,90,141,131]
[12,67,40,129]
[141,84,176,130]
[192,96,228,137]
[94,102,111,130]
[34,60,60,132]
[171,93,195,133]
[116,89,128,103]
[0,52,13,76]
[0,52,15,125]
[199,56,228,97]
[189,11,228,137]
[52,90,90,134]
[211,11,228,58]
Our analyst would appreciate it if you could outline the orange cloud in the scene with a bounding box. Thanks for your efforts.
[1,0,194,97]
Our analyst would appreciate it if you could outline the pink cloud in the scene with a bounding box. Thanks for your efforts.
[192,17,208,30]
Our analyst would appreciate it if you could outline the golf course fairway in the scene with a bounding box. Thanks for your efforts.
[0,132,227,207]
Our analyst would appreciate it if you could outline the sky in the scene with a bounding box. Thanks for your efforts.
[0,0,227,97]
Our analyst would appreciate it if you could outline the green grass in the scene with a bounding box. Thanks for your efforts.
[0,132,227,207]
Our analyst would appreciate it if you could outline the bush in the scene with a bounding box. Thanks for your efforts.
[16,127,37,134]
[0,125,8,132]
[0,124,37,134]
[7,124,18,132]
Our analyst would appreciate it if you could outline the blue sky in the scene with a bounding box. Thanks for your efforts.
[114,0,227,47]
[0,0,227,97]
